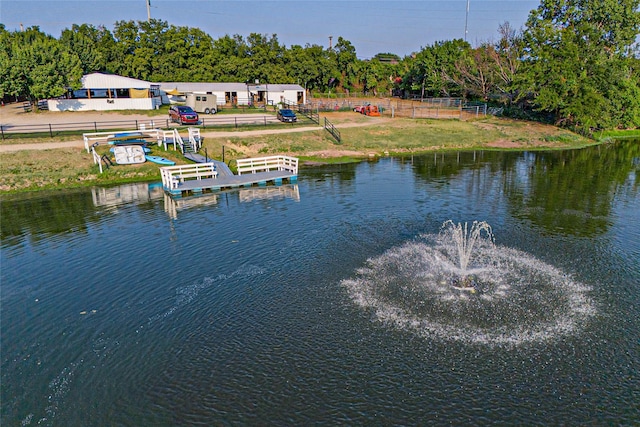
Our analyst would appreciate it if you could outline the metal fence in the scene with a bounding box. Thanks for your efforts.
[2,97,488,140]
[323,118,341,143]
[303,97,487,120]
[0,115,286,139]
[0,119,166,139]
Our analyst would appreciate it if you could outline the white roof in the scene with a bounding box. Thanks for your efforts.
[83,73,154,89]
[81,74,305,92]
[260,84,304,91]
[158,82,247,93]
[158,82,305,93]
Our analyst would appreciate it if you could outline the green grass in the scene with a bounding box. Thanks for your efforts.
[108,105,171,116]
[1,115,594,193]
[597,129,640,140]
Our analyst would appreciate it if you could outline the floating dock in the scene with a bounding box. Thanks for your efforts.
[160,155,298,197]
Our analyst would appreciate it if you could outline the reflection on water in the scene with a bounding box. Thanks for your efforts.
[162,184,300,219]
[91,182,164,208]
[87,182,302,220]
[404,143,640,236]
[1,141,639,425]
[238,185,300,203]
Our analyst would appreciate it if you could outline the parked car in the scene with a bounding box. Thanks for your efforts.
[169,105,199,125]
[277,109,297,123]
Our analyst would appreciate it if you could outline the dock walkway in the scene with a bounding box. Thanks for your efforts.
[160,155,298,197]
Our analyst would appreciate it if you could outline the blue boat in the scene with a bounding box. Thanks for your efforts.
[108,132,150,141]
[145,155,176,166]
[109,139,149,146]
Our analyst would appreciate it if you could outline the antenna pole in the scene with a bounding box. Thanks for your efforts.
[464,0,470,41]
[146,0,151,21]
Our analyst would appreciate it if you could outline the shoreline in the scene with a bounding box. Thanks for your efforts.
[0,112,601,194]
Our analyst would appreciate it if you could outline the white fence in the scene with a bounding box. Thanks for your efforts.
[236,156,299,176]
[160,163,218,190]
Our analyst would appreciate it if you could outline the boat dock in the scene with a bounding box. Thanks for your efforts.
[160,155,298,197]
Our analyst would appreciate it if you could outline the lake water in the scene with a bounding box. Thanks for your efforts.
[2,142,639,425]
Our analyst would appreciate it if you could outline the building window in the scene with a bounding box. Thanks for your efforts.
[90,89,109,98]
[116,89,130,98]
[71,89,89,99]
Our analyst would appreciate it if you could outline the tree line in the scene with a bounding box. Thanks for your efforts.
[1,0,639,133]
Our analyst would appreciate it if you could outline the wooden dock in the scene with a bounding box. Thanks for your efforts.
[160,155,298,197]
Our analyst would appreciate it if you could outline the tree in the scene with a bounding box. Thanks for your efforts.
[287,44,326,92]
[210,35,252,82]
[158,26,216,82]
[245,33,288,83]
[333,37,358,91]
[0,26,83,105]
[402,39,471,99]
[518,0,640,131]
[358,59,401,96]
[60,24,117,75]
[455,44,496,101]
[491,22,524,105]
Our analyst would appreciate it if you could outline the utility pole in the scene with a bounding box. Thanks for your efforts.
[464,0,470,41]
[328,35,333,51]
[146,0,151,22]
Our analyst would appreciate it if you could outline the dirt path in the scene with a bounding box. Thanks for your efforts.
[0,141,89,152]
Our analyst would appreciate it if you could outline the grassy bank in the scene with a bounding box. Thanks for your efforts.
[0,115,593,194]
[196,115,591,162]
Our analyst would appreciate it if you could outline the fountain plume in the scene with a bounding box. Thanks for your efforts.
[440,220,494,272]
[342,220,594,346]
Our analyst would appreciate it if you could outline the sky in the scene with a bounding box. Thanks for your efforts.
[1,0,541,59]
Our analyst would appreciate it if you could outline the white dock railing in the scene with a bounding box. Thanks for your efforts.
[160,163,218,190]
[82,129,162,153]
[91,145,104,173]
[236,156,298,176]
[188,127,202,151]
[173,129,186,153]
[160,129,177,150]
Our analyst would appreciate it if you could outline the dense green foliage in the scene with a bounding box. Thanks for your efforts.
[1,0,639,131]
[517,0,640,132]
[0,24,83,103]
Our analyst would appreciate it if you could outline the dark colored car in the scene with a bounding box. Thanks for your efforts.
[169,105,199,125]
[277,109,297,123]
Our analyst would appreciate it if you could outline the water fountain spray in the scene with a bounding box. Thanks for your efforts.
[342,220,594,346]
